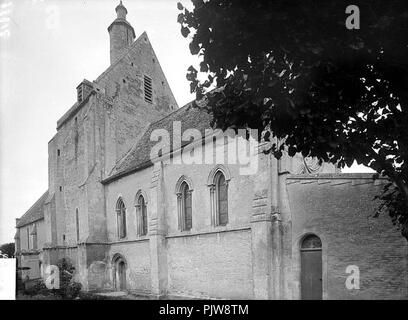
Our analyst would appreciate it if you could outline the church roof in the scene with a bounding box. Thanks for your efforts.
[16,191,48,228]
[103,101,213,183]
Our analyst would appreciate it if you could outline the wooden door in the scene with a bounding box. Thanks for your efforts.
[301,235,322,300]
[118,261,126,291]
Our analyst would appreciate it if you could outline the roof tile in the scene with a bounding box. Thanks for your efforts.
[16,191,48,228]
[106,102,213,182]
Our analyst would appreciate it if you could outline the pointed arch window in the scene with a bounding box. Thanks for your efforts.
[182,182,193,230]
[135,193,148,236]
[208,165,231,227]
[176,176,193,231]
[116,198,127,239]
[215,171,228,226]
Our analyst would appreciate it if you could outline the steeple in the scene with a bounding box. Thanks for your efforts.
[116,1,127,19]
[108,1,136,65]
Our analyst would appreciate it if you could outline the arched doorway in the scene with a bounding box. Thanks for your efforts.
[300,234,322,300]
[112,255,127,291]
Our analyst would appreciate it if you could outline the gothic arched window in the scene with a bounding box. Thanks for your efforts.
[215,171,228,226]
[208,165,230,227]
[182,182,192,230]
[136,194,148,236]
[116,198,127,239]
[176,177,193,231]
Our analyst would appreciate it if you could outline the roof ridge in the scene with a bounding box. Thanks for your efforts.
[19,191,48,219]
[17,190,48,227]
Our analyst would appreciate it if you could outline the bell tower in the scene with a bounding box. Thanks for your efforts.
[108,1,136,65]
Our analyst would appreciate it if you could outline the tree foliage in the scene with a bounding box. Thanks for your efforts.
[178,0,408,239]
[0,242,15,257]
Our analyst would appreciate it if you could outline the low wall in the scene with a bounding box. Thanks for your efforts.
[19,252,41,280]
[286,173,408,300]
[166,228,253,299]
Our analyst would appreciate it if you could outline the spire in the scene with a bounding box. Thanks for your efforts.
[116,0,128,20]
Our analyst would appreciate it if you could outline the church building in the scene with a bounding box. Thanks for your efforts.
[15,2,407,299]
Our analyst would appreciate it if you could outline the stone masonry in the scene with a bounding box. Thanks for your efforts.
[15,2,407,299]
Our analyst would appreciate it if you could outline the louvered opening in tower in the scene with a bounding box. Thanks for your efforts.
[144,75,153,104]
[77,86,83,103]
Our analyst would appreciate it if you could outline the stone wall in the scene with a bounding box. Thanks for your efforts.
[20,253,41,280]
[97,32,177,173]
[19,225,30,251]
[104,136,258,297]
[166,229,253,299]
[37,221,46,250]
[97,32,178,114]
[49,98,90,247]
[46,28,177,253]
[17,220,46,280]
[105,165,153,292]
[108,241,151,293]
[163,161,254,235]
[105,166,153,242]
[286,173,408,300]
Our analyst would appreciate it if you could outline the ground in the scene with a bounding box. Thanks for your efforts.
[16,290,155,300]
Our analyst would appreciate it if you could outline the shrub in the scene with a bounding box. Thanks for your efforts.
[23,280,49,296]
[53,258,82,299]
[66,282,82,299]
[32,280,50,296]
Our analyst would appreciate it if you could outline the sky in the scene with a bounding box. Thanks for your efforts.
[0,0,373,244]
